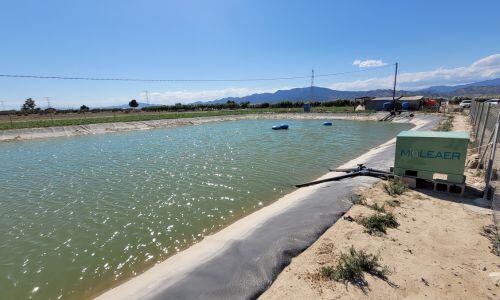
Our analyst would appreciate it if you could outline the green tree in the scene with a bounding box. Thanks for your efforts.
[21,98,36,111]
[80,105,89,112]
[129,99,139,109]
[226,100,238,110]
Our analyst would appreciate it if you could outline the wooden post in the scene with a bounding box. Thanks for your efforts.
[474,102,482,126]
[475,103,484,138]
[478,103,491,154]
[8,112,13,128]
[472,101,478,123]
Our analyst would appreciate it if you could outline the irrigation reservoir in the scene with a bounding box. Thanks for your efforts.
[0,119,411,299]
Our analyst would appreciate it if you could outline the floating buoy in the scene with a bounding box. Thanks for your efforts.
[323,121,333,126]
[272,124,289,130]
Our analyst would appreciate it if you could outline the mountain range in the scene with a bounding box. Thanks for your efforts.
[196,78,500,105]
[101,78,500,109]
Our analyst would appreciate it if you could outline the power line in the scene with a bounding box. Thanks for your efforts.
[0,64,394,83]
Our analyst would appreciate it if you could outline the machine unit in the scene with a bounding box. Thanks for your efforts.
[394,131,469,184]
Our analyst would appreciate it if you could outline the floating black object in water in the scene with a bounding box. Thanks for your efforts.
[272,124,289,130]
[323,121,332,126]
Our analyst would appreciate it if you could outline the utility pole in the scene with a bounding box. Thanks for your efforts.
[392,62,399,113]
[144,90,150,105]
[310,69,315,101]
[45,97,54,121]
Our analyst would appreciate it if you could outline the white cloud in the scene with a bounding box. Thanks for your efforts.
[352,59,388,68]
[333,54,500,91]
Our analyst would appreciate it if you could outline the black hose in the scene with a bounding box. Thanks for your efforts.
[295,173,359,188]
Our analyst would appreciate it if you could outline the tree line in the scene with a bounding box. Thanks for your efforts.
[3,96,500,115]
[0,98,363,115]
[142,99,360,112]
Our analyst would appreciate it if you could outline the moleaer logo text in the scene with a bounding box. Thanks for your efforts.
[400,149,461,160]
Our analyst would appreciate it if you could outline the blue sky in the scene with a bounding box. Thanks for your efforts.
[1,0,499,109]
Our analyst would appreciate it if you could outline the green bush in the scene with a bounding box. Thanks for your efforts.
[320,246,390,285]
[351,195,367,205]
[384,178,407,196]
[369,203,386,213]
[435,115,454,132]
[361,213,399,235]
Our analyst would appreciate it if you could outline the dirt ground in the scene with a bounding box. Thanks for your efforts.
[260,113,500,300]
[456,113,486,190]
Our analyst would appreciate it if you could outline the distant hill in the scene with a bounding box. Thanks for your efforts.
[102,78,500,109]
[196,87,400,105]
[419,78,500,94]
[443,85,500,97]
[193,77,500,104]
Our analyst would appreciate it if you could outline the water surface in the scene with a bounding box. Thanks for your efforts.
[0,119,411,299]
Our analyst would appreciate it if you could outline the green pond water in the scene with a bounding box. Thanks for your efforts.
[0,119,412,299]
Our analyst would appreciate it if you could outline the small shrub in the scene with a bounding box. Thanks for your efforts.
[320,266,335,278]
[361,213,399,235]
[435,115,454,131]
[351,195,367,205]
[320,246,390,286]
[370,203,386,213]
[384,178,407,196]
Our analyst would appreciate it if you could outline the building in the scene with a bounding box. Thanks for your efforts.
[364,95,425,111]
[365,97,399,111]
[400,95,425,110]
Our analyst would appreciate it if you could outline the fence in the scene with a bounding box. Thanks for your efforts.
[469,100,499,241]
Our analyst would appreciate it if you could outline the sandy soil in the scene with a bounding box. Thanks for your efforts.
[0,112,386,142]
[260,112,500,300]
[260,184,499,300]
[452,113,470,132]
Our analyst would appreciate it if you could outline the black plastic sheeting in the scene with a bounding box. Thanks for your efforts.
[150,118,440,300]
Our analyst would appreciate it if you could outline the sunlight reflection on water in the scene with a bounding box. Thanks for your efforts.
[0,119,411,299]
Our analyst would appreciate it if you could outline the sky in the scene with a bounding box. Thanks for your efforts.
[0,0,499,109]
